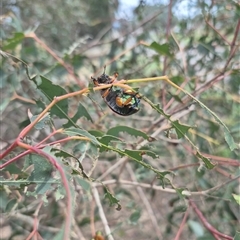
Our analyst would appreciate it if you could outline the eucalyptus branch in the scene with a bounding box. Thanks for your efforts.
[93,175,239,197]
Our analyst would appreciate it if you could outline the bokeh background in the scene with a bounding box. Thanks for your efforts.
[1,0,239,239]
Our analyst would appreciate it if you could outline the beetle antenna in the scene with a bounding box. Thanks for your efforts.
[103,65,106,74]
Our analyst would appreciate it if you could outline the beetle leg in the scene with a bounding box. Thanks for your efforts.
[101,87,112,98]
[123,89,135,95]
[91,77,99,86]
[108,72,119,83]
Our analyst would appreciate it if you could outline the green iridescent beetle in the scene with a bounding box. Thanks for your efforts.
[91,69,141,116]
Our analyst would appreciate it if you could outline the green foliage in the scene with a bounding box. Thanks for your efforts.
[232,194,240,205]
[2,32,25,50]
[107,125,150,140]
[32,75,69,119]
[30,113,51,130]
[64,127,100,146]
[148,41,174,57]
[1,0,239,239]
[63,103,93,127]
[234,232,240,240]
[104,187,121,211]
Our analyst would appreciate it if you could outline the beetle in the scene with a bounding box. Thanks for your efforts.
[91,69,141,116]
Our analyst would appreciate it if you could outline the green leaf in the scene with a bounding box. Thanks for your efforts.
[101,143,172,181]
[166,79,238,151]
[196,151,215,169]
[138,149,159,159]
[104,187,121,211]
[2,164,22,174]
[73,141,99,163]
[167,91,183,103]
[188,220,204,237]
[148,42,174,57]
[63,103,93,128]
[171,76,184,84]
[124,149,144,161]
[25,154,55,195]
[224,129,238,151]
[197,41,221,59]
[3,32,25,50]
[129,209,141,224]
[0,98,11,113]
[98,135,122,152]
[54,186,65,201]
[51,148,88,178]
[75,177,90,191]
[234,231,240,240]
[232,194,240,205]
[5,198,18,212]
[174,188,185,199]
[143,97,209,168]
[52,228,64,240]
[32,75,69,119]
[88,130,105,137]
[64,127,100,146]
[107,125,149,140]
[29,113,51,130]
[0,177,31,188]
[0,191,9,211]
[172,120,192,139]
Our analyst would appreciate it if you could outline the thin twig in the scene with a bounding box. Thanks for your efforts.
[94,175,240,197]
[174,207,189,240]
[25,32,85,86]
[90,197,96,237]
[126,163,162,239]
[92,186,114,240]
[205,19,231,45]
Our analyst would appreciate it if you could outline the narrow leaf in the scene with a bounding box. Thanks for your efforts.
[148,42,174,57]
[232,194,240,205]
[172,120,192,139]
[25,154,55,195]
[234,231,240,240]
[100,143,172,181]
[196,151,215,169]
[104,187,121,211]
[224,129,238,151]
[129,210,141,224]
[3,32,25,50]
[98,135,122,152]
[63,103,93,128]
[107,125,149,140]
[29,113,51,130]
[32,75,69,119]
[165,77,238,150]
[64,127,100,146]
[88,130,105,137]
[0,177,31,188]
[51,148,88,178]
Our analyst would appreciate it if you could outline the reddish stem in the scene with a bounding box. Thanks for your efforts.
[174,208,189,240]
[25,32,85,87]
[0,141,18,160]
[31,146,72,240]
[189,199,233,240]
[2,140,73,239]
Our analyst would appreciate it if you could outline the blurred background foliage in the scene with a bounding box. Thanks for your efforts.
[1,0,239,239]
